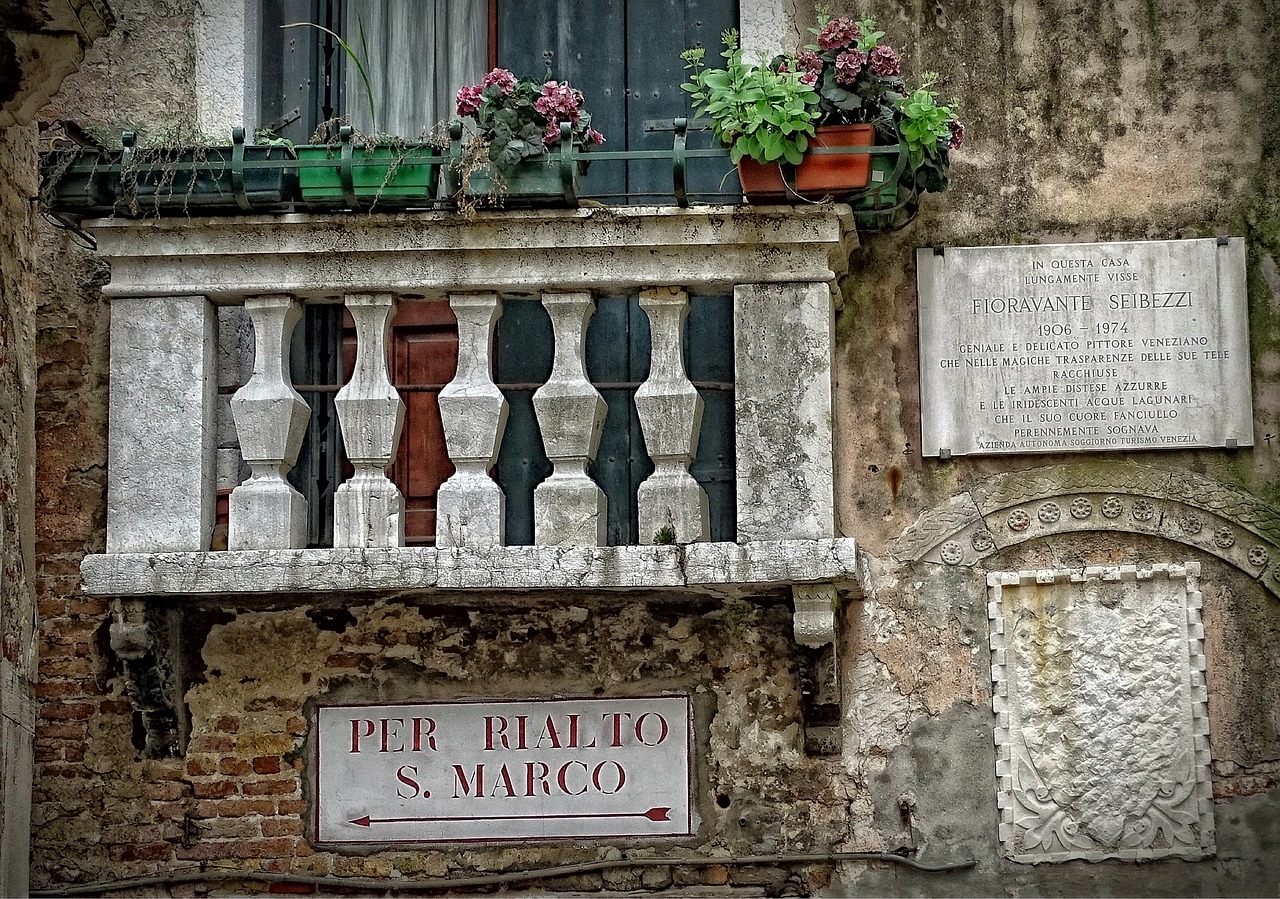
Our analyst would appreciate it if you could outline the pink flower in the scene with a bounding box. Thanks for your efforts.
[480,67,517,95]
[796,49,823,75]
[455,84,483,116]
[543,122,563,145]
[834,48,866,85]
[586,128,605,146]
[867,45,902,77]
[799,71,817,86]
[817,16,861,50]
[947,120,965,150]
[535,81,583,123]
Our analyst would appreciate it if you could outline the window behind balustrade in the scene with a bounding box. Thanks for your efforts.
[262,0,739,547]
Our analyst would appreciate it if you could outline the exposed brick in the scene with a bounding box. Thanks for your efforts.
[68,599,110,616]
[268,883,316,894]
[39,702,94,721]
[243,779,298,797]
[175,840,240,861]
[236,734,296,755]
[286,716,307,735]
[35,681,80,698]
[37,763,96,779]
[108,843,172,863]
[261,817,304,837]
[186,758,217,777]
[146,781,188,802]
[192,780,237,799]
[235,838,295,859]
[197,817,262,840]
[38,723,85,740]
[34,744,61,762]
[39,658,93,678]
[44,619,100,644]
[219,757,253,776]
[211,715,241,733]
[189,734,234,753]
[196,798,276,818]
[275,799,305,816]
[245,697,298,712]
[252,756,282,775]
[62,743,85,762]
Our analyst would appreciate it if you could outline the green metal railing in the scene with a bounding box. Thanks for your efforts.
[40,122,921,231]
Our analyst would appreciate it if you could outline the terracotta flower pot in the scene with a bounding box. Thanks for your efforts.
[794,124,874,193]
[736,124,876,203]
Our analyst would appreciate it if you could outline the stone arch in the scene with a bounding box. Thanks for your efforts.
[887,461,1280,597]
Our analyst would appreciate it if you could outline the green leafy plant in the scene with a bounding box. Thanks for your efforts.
[896,73,958,174]
[681,29,820,166]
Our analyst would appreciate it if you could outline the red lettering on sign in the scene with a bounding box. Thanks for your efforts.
[491,764,517,798]
[350,719,375,753]
[484,716,508,750]
[557,760,588,795]
[604,712,631,747]
[635,713,669,746]
[593,761,626,794]
[381,718,405,753]
[525,761,551,796]
[411,716,437,752]
[453,764,483,798]
[396,765,425,799]
[535,715,562,749]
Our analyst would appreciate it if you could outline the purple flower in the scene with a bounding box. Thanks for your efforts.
[817,16,861,50]
[867,45,902,77]
[834,48,867,85]
[796,49,823,75]
[947,120,965,150]
[480,67,518,95]
[455,84,484,116]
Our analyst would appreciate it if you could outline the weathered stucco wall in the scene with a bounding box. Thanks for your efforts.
[24,0,1280,894]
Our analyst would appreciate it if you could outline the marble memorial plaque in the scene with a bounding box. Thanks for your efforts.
[987,564,1215,863]
[315,695,692,844]
[917,239,1252,457]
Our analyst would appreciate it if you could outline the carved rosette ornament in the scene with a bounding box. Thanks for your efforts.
[971,530,995,553]
[1132,499,1156,522]
[1038,502,1060,524]
[1248,545,1270,568]
[1214,527,1236,549]
[1007,509,1031,532]
[939,541,964,565]
[1101,496,1124,519]
[1070,497,1093,520]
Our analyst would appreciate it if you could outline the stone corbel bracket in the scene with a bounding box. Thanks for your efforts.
[888,462,1280,597]
[109,608,186,758]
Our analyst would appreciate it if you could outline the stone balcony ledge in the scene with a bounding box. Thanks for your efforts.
[80,538,864,599]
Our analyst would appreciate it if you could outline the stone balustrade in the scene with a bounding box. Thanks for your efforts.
[83,206,861,606]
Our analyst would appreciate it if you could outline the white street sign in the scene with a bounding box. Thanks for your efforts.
[315,695,693,844]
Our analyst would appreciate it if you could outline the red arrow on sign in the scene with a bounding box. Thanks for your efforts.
[350,807,671,827]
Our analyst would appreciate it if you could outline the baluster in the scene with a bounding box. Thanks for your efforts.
[228,296,310,549]
[635,287,708,544]
[532,291,606,546]
[436,293,508,546]
[333,293,406,547]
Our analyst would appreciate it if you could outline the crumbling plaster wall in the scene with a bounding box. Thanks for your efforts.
[821,0,1280,893]
[23,0,1280,895]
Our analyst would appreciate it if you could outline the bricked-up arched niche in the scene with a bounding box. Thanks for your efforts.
[887,462,1280,598]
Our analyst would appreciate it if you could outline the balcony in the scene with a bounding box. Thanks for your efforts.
[78,204,863,634]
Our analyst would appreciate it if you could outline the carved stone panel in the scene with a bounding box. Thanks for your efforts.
[988,564,1214,863]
